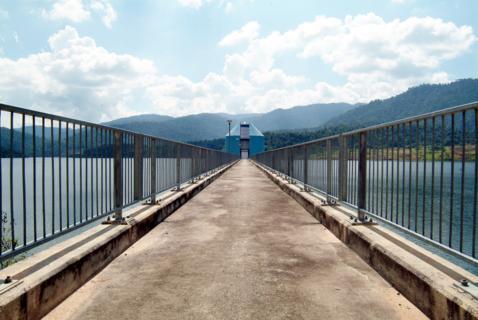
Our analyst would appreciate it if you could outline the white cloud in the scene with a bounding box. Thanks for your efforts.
[43,0,91,23]
[219,21,260,47]
[91,0,117,28]
[0,26,155,121]
[42,0,117,28]
[0,14,475,120]
[214,14,475,110]
[177,0,208,9]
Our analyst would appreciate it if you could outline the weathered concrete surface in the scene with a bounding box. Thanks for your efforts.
[0,163,235,320]
[254,162,478,320]
[45,160,425,320]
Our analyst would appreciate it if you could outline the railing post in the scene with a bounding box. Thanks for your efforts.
[303,144,309,191]
[287,148,291,181]
[272,152,276,173]
[190,147,196,183]
[176,144,181,191]
[150,139,157,204]
[358,132,367,221]
[326,139,332,200]
[338,135,348,202]
[290,147,295,184]
[134,134,143,201]
[113,130,123,221]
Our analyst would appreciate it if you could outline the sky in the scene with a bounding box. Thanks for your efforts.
[0,0,477,122]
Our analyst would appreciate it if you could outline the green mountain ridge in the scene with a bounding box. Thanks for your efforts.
[103,103,355,141]
[191,79,478,150]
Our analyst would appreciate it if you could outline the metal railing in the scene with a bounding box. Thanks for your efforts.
[253,101,478,261]
[0,103,237,262]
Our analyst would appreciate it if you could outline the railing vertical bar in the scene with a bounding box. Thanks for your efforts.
[460,111,466,252]
[73,124,76,226]
[176,144,181,191]
[358,132,367,221]
[96,127,99,217]
[79,125,83,224]
[408,122,412,229]
[151,139,157,203]
[449,113,455,247]
[101,128,104,216]
[369,131,373,212]
[85,126,88,221]
[385,127,389,220]
[374,130,379,213]
[430,117,436,239]
[42,117,46,238]
[474,108,478,257]
[396,126,400,224]
[66,122,70,229]
[90,127,94,218]
[32,116,37,242]
[22,114,26,246]
[114,130,123,221]
[439,115,445,243]
[326,140,332,197]
[391,125,395,222]
[134,134,143,200]
[401,123,406,227]
[422,119,427,236]
[415,120,419,233]
[10,112,15,249]
[59,120,62,231]
[381,128,385,217]
[51,119,55,235]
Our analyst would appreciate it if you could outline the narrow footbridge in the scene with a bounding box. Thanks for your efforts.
[1,103,478,320]
[44,161,424,320]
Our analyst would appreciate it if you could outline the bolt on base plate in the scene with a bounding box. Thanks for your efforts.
[102,216,129,225]
[349,215,378,226]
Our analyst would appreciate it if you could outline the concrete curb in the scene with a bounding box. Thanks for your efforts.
[253,161,478,320]
[0,162,237,320]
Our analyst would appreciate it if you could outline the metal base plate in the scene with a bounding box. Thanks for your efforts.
[102,218,128,225]
[0,279,23,295]
[350,220,378,226]
[453,282,478,299]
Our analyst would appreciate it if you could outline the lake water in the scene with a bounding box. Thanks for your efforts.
[0,157,194,252]
[281,159,477,257]
[1,157,476,267]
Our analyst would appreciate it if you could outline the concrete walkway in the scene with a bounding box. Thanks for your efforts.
[45,160,425,320]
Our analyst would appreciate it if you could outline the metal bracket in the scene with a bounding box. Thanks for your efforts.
[102,216,129,225]
[348,215,378,226]
[321,196,337,206]
[301,185,312,192]
[453,281,478,299]
[0,278,23,295]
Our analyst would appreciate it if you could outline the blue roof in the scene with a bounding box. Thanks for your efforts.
[226,122,264,137]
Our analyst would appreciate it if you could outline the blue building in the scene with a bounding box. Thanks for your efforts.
[225,122,265,159]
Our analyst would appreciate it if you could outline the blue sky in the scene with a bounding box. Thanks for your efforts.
[0,0,477,121]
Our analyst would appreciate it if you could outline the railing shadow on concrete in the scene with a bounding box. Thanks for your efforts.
[253,101,478,265]
[0,103,238,264]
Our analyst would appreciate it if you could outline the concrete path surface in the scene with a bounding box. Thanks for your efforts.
[45,160,425,320]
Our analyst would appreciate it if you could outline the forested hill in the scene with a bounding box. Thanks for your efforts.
[103,102,355,141]
[243,79,478,150]
[325,79,478,128]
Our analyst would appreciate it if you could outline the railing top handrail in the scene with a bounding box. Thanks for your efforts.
[0,103,229,154]
[259,100,478,154]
